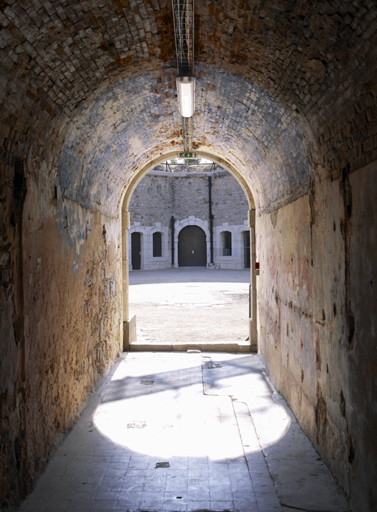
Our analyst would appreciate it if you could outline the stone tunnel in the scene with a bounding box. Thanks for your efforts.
[0,0,376,510]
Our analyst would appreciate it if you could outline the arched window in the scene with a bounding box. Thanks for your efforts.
[153,232,162,257]
[222,231,232,256]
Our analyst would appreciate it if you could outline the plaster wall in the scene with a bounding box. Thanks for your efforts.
[257,161,377,511]
[0,1,376,510]
[0,163,122,508]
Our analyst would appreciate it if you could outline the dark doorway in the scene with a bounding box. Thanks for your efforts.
[153,232,162,257]
[243,230,250,268]
[222,231,232,256]
[131,232,141,270]
[178,226,206,266]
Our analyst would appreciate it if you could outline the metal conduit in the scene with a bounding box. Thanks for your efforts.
[208,176,214,265]
[182,116,193,152]
[170,215,175,266]
[172,0,194,76]
[172,0,194,151]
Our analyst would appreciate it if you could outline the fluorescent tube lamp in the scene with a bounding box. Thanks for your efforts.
[176,76,195,117]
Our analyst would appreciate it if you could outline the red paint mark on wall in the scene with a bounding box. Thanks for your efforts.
[298,255,311,303]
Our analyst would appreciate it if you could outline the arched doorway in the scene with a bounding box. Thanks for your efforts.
[131,232,141,270]
[121,150,257,352]
[178,225,207,266]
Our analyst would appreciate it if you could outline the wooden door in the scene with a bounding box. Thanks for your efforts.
[178,226,206,266]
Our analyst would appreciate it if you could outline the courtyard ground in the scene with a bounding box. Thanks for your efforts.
[129,268,250,350]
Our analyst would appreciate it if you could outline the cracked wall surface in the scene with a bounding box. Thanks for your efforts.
[0,0,377,510]
[257,160,377,510]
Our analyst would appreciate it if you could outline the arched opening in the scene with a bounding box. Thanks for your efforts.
[121,151,257,352]
[221,230,232,256]
[131,232,142,270]
[178,225,207,266]
[2,1,376,507]
[152,232,162,257]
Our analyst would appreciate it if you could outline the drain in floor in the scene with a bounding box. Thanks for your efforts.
[155,461,170,468]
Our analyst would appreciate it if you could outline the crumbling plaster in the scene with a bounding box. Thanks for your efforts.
[0,61,376,511]
[57,65,313,217]
[0,0,376,510]
[0,146,123,508]
[257,161,377,510]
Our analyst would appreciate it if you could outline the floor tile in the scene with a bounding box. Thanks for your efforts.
[115,497,141,509]
[90,499,117,510]
[210,500,235,511]
[67,499,94,510]
[162,497,188,511]
[19,353,348,512]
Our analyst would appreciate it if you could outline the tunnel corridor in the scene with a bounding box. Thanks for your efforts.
[0,1,377,511]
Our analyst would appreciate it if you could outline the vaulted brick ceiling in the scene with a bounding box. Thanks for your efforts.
[1,0,376,215]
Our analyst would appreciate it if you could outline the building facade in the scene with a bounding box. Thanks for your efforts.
[128,166,250,270]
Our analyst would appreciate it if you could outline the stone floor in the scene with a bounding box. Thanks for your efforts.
[19,352,349,512]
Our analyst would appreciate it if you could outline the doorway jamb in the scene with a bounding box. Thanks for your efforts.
[122,209,136,350]
[249,209,257,351]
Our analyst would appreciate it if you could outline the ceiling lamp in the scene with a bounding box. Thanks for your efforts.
[176,76,195,118]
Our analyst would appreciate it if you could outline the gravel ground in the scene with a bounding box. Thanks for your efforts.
[129,268,250,345]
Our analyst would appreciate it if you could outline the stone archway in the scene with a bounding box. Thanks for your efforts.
[121,151,257,352]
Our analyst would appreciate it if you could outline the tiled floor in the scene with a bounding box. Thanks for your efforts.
[19,352,349,512]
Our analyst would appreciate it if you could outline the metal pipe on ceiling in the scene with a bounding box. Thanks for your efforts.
[172,0,195,152]
[172,0,194,76]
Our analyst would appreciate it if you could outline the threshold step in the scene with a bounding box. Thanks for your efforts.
[129,341,252,353]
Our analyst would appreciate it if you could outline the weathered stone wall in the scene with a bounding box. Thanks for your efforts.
[0,145,122,509]
[130,170,249,228]
[129,170,249,269]
[257,161,377,511]
[347,161,377,511]
[2,1,377,216]
[0,1,376,510]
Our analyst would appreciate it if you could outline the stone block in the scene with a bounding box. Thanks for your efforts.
[123,315,137,351]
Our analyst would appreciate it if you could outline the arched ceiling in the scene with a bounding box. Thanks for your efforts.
[59,65,312,216]
[1,0,376,215]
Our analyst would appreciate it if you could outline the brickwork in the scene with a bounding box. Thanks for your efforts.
[0,0,376,510]
[197,1,377,177]
[55,66,313,217]
[0,2,376,217]
[128,169,249,269]
[130,169,248,227]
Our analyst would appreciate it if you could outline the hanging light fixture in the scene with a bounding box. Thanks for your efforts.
[176,76,195,117]
[172,0,195,149]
